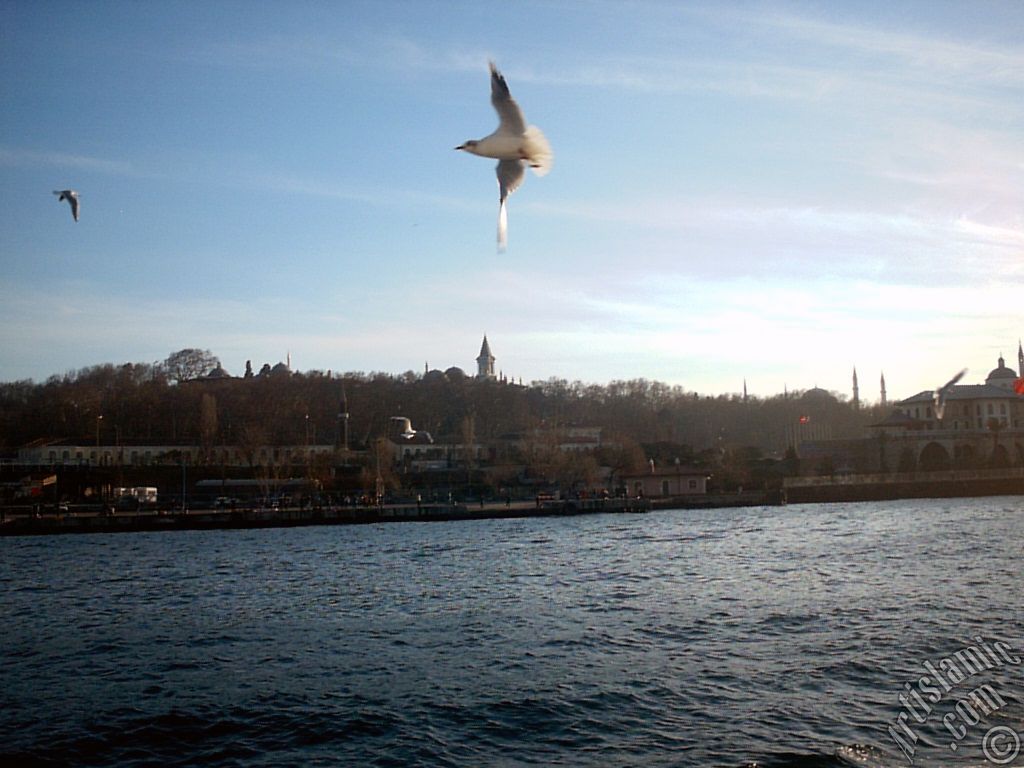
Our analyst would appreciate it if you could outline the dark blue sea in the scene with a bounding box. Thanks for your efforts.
[2,498,1022,767]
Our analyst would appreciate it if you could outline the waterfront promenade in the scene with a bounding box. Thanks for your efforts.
[0,496,653,537]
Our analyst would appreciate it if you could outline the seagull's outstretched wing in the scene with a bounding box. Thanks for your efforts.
[490,61,526,136]
[496,159,525,252]
[496,159,525,203]
[53,189,80,221]
[933,367,967,419]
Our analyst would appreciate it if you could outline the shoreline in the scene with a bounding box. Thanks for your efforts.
[0,496,655,537]
[783,467,1024,504]
[4,477,1021,536]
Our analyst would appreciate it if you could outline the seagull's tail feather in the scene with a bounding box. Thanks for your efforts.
[523,125,553,177]
[498,198,508,253]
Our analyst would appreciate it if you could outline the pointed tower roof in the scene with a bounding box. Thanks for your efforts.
[476,334,496,379]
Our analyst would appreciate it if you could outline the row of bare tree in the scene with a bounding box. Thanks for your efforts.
[1,350,886,467]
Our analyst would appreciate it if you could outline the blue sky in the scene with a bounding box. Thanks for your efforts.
[1,0,1021,401]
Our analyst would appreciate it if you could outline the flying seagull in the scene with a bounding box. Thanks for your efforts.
[390,416,432,443]
[53,189,80,222]
[456,61,552,252]
[933,368,967,420]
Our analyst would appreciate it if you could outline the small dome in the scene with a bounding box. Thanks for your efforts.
[423,369,446,382]
[205,364,231,379]
[445,366,467,380]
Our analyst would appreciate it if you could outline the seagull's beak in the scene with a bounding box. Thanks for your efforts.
[455,144,465,151]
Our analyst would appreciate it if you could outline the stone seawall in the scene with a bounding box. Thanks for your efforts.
[0,497,651,537]
[784,469,1024,504]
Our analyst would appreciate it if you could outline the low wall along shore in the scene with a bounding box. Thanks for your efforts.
[0,496,653,537]
[783,467,1024,504]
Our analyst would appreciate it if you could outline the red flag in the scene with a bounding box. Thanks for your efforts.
[1015,377,1024,395]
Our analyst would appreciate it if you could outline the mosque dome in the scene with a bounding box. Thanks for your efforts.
[800,386,837,404]
[987,356,1017,382]
[444,366,467,380]
[204,364,231,379]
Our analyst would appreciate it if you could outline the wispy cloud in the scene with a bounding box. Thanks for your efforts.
[747,10,1024,89]
[242,170,480,213]
[0,146,136,176]
[526,195,1021,282]
[186,31,490,80]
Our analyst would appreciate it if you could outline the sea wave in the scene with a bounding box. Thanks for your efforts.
[2,498,1022,767]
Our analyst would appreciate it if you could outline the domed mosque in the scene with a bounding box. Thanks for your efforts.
[800,386,838,405]
[985,346,1023,392]
[423,335,512,384]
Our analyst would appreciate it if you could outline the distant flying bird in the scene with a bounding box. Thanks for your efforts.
[390,416,433,443]
[933,368,967,420]
[53,189,80,221]
[456,61,553,252]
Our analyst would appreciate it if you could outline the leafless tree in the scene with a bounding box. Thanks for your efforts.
[163,348,219,384]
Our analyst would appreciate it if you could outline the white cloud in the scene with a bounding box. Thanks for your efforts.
[0,146,136,176]
[749,10,1024,89]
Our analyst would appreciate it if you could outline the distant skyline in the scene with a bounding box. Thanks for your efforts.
[1,1,1021,401]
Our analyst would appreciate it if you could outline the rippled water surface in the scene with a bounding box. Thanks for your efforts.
[2,498,1023,767]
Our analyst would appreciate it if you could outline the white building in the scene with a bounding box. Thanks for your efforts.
[896,354,1022,431]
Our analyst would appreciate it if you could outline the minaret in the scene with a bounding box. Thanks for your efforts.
[337,383,350,452]
[476,335,496,380]
[743,379,748,402]
[880,372,887,407]
[1018,339,1023,376]
[852,367,859,409]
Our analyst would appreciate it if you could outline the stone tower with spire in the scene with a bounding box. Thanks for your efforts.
[476,335,496,380]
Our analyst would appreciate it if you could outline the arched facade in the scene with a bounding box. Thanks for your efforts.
[919,442,951,471]
[882,435,1024,471]
[874,351,1024,471]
